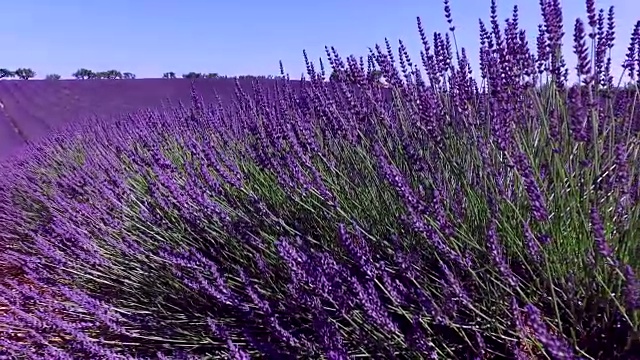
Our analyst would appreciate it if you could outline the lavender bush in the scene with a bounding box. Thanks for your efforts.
[1,0,640,358]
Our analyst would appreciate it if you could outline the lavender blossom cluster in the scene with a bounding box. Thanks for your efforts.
[1,0,640,358]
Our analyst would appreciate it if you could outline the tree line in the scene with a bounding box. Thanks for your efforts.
[0,68,289,81]
[0,68,37,80]
[0,68,137,80]
[0,67,389,87]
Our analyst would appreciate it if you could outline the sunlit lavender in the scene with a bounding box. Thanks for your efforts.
[1,0,640,359]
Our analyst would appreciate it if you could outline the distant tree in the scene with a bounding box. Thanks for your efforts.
[72,68,95,79]
[162,72,176,79]
[238,75,267,80]
[329,70,342,82]
[14,68,35,80]
[236,75,284,81]
[0,69,15,79]
[102,70,123,79]
[122,72,135,79]
[45,74,61,80]
[72,69,84,79]
[95,71,121,79]
[205,73,220,79]
[368,69,382,83]
[327,69,384,86]
[182,72,202,79]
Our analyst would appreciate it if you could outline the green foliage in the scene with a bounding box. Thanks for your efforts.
[14,68,35,80]
[72,68,95,79]
[182,72,203,79]
[0,68,15,79]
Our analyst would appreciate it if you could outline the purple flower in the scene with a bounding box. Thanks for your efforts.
[513,151,549,223]
[524,304,578,360]
[522,220,542,262]
[207,319,251,360]
[573,19,591,80]
[349,276,399,334]
[589,205,618,266]
[622,264,640,310]
[486,219,518,288]
[337,223,376,278]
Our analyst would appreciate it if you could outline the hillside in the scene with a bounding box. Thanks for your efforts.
[0,78,391,157]
[0,111,23,155]
[0,78,270,151]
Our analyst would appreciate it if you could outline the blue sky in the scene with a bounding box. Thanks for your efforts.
[1,0,637,81]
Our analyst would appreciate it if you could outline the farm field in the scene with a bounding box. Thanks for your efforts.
[0,78,281,152]
[0,111,24,155]
[1,0,640,359]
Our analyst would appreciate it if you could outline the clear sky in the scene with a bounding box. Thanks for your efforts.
[0,0,637,81]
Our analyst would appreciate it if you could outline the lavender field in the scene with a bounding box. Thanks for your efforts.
[1,0,640,358]
[0,78,275,154]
